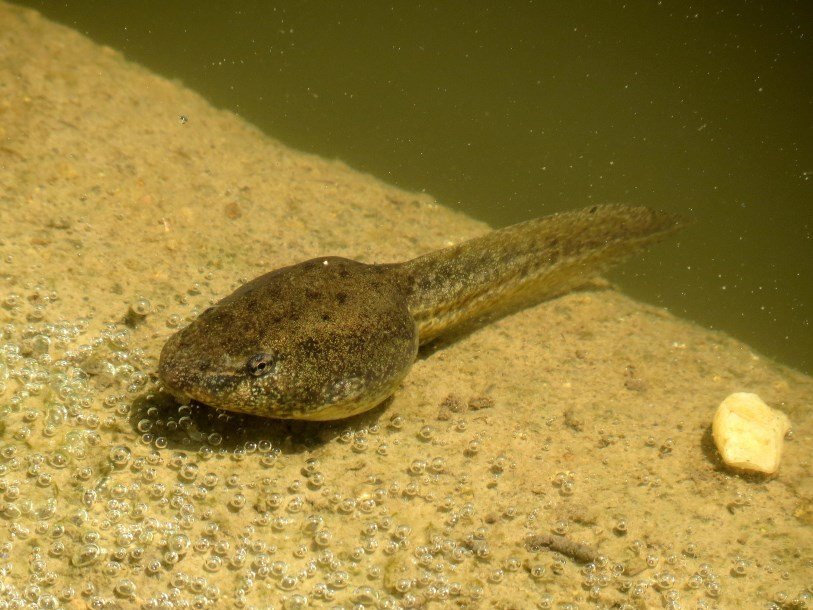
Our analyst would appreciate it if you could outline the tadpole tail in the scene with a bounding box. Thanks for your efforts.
[399,204,684,344]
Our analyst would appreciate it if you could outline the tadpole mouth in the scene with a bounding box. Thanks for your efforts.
[159,357,235,407]
[156,351,192,403]
[157,334,215,404]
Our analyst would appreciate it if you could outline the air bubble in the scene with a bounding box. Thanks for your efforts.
[108,445,131,468]
[130,297,152,317]
[179,463,199,482]
[418,425,435,441]
[409,459,427,475]
[71,543,103,567]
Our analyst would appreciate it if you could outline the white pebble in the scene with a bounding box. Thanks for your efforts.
[712,392,791,474]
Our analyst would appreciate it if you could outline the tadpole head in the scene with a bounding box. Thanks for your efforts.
[158,257,418,420]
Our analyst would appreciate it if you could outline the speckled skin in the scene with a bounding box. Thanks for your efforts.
[158,205,681,420]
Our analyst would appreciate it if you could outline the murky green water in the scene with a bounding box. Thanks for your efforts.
[14,0,812,374]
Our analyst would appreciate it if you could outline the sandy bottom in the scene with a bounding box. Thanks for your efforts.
[0,3,810,609]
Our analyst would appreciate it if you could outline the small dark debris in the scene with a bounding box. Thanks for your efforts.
[468,395,494,411]
[563,408,584,432]
[224,201,242,220]
[46,217,72,230]
[624,364,647,392]
[525,534,597,564]
[623,556,648,576]
[437,394,465,420]
[561,504,596,526]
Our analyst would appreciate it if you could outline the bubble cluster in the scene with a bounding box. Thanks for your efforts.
[0,268,805,609]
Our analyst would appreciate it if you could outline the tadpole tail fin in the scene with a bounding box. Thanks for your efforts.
[400,204,684,344]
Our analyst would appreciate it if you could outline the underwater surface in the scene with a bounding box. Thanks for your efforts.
[0,3,811,609]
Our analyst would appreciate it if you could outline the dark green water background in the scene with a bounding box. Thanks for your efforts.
[15,1,812,373]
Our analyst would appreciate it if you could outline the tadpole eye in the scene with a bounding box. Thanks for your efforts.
[246,353,277,377]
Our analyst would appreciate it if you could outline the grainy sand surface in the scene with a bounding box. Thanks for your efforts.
[0,3,810,608]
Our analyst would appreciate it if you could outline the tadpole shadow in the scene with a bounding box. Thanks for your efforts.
[129,390,392,455]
